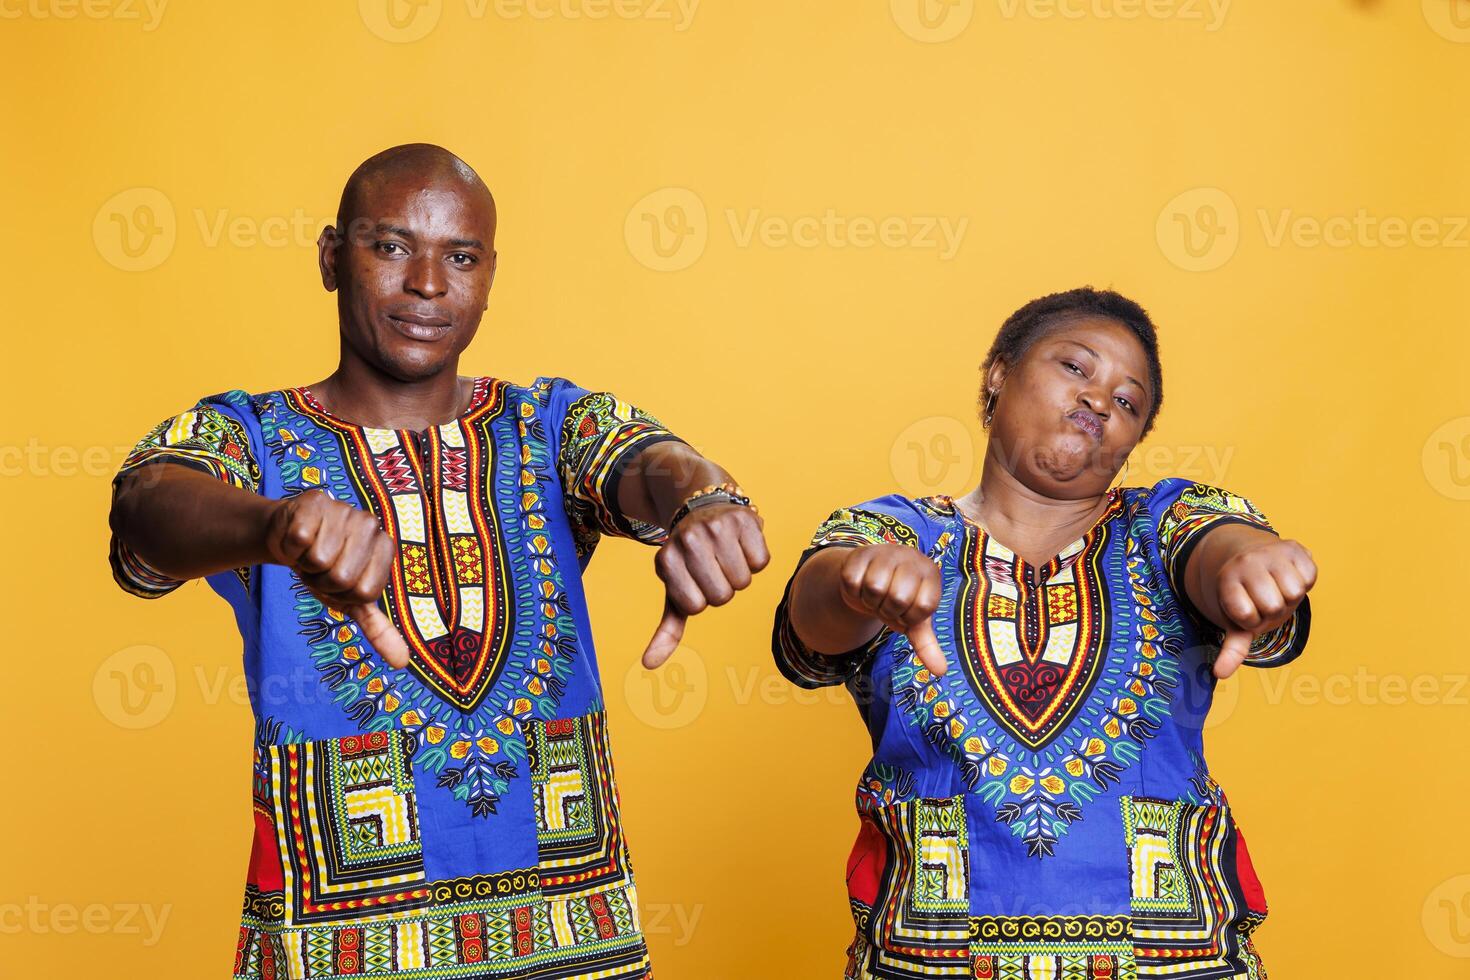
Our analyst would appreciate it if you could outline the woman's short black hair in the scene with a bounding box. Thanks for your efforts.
[981,286,1165,438]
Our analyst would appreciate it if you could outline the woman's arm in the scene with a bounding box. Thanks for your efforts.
[788,543,948,676]
[1181,523,1317,678]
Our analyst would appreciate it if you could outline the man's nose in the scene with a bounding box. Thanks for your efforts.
[405,254,446,298]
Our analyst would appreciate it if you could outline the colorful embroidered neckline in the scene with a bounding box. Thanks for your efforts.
[923,488,1124,582]
[288,376,497,432]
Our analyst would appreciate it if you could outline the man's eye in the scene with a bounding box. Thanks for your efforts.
[449,253,476,266]
[376,242,406,255]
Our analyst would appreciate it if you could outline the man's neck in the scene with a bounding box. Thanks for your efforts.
[307,358,473,430]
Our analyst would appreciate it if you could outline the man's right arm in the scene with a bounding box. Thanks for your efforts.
[111,464,279,581]
[109,464,411,667]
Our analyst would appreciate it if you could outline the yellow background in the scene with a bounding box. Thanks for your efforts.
[3,1,1469,976]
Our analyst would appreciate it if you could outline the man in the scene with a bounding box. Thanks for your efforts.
[108,144,767,980]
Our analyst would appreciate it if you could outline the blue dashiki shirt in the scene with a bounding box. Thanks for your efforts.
[109,376,684,980]
[771,481,1311,980]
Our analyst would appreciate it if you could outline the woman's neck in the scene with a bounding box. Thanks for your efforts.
[954,465,1114,569]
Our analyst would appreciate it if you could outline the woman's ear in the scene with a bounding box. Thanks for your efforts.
[984,358,1009,396]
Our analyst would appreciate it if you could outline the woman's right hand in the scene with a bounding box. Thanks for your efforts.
[836,544,948,676]
[264,490,411,669]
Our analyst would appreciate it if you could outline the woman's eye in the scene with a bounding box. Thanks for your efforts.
[1115,396,1136,414]
[1063,361,1083,375]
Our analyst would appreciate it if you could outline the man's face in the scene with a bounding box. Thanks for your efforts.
[318,173,497,381]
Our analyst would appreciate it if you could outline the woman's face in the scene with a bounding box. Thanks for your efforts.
[986,316,1154,499]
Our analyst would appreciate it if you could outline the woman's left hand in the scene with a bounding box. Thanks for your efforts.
[1210,536,1317,678]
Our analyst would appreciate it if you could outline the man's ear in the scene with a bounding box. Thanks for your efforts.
[317,224,341,291]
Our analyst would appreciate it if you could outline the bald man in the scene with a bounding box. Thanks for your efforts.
[108,144,767,980]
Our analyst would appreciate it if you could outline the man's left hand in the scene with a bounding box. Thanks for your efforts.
[642,504,770,668]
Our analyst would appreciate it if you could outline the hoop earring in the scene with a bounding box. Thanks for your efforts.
[1107,458,1131,491]
[982,389,998,428]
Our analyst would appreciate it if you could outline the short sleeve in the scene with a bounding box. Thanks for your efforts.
[540,378,687,561]
[1148,478,1310,668]
[771,495,933,689]
[109,394,262,599]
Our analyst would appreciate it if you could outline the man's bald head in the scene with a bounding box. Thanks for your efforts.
[336,143,496,235]
[318,143,499,384]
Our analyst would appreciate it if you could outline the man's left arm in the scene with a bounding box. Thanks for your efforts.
[614,441,769,668]
[550,382,768,669]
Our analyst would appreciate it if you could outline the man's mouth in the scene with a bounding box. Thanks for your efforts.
[387,311,451,341]
[1067,409,1104,442]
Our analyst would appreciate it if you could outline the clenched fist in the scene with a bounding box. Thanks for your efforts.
[1209,536,1316,679]
[836,543,947,677]
[264,490,411,669]
[642,503,770,668]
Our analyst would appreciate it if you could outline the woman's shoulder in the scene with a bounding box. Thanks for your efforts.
[824,491,954,522]
[1127,476,1267,517]
[807,492,956,549]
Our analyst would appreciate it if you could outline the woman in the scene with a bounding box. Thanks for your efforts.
[772,287,1315,980]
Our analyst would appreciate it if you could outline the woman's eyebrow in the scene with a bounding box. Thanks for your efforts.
[1060,339,1148,394]
[1059,338,1099,360]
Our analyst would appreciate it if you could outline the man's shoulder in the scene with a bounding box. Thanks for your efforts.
[507,375,597,410]
[177,387,268,420]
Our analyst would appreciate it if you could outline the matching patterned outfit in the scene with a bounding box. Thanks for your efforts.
[109,377,1312,980]
[110,376,682,980]
[772,481,1311,980]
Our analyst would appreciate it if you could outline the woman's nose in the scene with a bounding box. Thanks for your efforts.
[1078,388,1109,417]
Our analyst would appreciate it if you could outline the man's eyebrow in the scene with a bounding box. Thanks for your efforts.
[1060,339,1148,394]
[370,224,484,250]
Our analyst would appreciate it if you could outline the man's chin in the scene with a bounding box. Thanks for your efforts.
[372,345,460,383]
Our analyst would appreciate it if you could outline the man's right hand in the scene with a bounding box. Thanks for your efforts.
[264,490,411,669]
[836,544,947,677]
